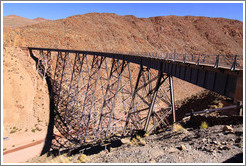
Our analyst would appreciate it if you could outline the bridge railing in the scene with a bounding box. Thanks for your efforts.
[127,52,243,70]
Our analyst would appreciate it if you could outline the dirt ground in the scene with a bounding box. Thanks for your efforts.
[85,117,243,163]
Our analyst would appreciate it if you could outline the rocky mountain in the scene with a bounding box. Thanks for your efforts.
[3,13,243,56]
[3,15,49,28]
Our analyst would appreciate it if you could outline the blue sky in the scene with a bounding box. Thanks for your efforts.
[3,2,244,22]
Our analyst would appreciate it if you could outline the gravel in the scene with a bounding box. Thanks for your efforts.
[86,122,243,163]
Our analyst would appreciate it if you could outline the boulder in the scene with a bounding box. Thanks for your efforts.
[121,138,131,144]
[168,147,178,153]
[138,139,146,146]
[223,125,234,133]
[180,144,186,151]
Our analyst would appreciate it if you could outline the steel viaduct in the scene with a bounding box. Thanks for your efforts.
[27,47,243,153]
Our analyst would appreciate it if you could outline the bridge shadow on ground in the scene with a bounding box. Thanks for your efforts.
[46,137,125,158]
[40,75,55,155]
[172,90,233,123]
[29,49,55,156]
[223,153,243,163]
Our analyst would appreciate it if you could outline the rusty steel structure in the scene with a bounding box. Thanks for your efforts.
[28,47,243,152]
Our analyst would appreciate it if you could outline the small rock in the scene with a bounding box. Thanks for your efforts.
[72,154,80,162]
[235,138,241,143]
[216,133,223,137]
[218,145,231,150]
[223,125,234,133]
[212,152,217,156]
[212,140,219,145]
[168,147,178,153]
[180,144,186,151]
[223,146,231,150]
[221,142,226,145]
[115,133,121,137]
[149,160,156,163]
[121,138,130,144]
[139,139,146,146]
[207,148,214,153]
[234,143,241,148]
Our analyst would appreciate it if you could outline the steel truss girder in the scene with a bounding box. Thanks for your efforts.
[30,49,176,151]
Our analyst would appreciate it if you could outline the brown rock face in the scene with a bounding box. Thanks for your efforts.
[3,13,243,56]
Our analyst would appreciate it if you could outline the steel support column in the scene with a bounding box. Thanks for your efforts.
[144,63,163,132]
[169,75,176,123]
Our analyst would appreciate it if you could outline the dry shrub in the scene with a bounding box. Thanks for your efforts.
[78,154,87,163]
[173,123,185,133]
[200,121,208,129]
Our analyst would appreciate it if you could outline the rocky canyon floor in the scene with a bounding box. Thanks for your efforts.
[28,114,243,164]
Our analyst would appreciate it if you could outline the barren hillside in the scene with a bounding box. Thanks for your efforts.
[3,15,49,41]
[3,15,48,28]
[4,13,243,55]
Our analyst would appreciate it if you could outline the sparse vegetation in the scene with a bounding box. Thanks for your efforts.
[136,135,141,141]
[36,127,42,131]
[37,118,43,123]
[129,136,146,146]
[78,154,87,163]
[143,132,149,137]
[10,126,19,134]
[200,121,208,129]
[173,123,185,133]
[129,138,137,146]
[31,125,42,133]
